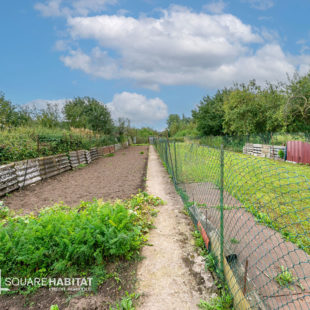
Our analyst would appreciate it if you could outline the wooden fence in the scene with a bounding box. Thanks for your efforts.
[243,143,286,160]
[0,143,124,197]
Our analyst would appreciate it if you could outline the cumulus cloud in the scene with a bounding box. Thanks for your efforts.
[203,1,227,14]
[107,92,168,126]
[243,0,275,10]
[35,0,117,17]
[25,98,68,113]
[37,4,306,90]
[61,6,287,89]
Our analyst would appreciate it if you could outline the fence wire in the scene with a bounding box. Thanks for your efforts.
[154,139,310,310]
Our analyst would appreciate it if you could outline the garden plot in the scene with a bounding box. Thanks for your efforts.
[0,146,153,310]
[3,146,148,214]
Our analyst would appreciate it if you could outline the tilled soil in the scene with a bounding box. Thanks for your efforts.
[3,146,148,214]
[0,146,149,310]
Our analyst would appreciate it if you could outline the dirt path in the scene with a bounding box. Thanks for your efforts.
[3,146,148,214]
[137,146,215,310]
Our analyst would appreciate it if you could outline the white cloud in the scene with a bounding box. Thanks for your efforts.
[25,98,68,112]
[35,0,117,17]
[203,1,227,14]
[107,92,168,126]
[243,0,275,10]
[61,6,280,89]
[37,4,307,90]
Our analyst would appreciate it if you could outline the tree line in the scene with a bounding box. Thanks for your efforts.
[167,72,310,137]
[0,94,158,141]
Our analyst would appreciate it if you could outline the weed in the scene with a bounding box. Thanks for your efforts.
[230,238,239,244]
[275,266,296,287]
[192,230,205,251]
[205,253,218,273]
[75,163,87,169]
[140,151,144,155]
[198,292,234,310]
[50,305,59,310]
[106,153,115,157]
[0,201,9,219]
[110,291,140,310]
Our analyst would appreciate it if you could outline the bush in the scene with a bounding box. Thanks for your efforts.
[0,126,116,164]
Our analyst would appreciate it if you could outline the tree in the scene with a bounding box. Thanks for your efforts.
[0,92,16,128]
[222,80,286,135]
[192,89,228,136]
[285,73,310,132]
[36,103,61,128]
[167,114,181,136]
[63,97,113,133]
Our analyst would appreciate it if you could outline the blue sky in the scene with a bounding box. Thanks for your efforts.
[1,0,310,130]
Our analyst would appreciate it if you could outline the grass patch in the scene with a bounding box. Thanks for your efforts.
[198,292,234,310]
[105,153,115,157]
[75,163,87,169]
[169,143,310,253]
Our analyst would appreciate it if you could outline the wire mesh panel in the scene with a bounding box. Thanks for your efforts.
[154,139,310,310]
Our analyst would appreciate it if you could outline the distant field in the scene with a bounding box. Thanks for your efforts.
[173,143,310,254]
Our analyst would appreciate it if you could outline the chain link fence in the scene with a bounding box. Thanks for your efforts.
[154,138,310,310]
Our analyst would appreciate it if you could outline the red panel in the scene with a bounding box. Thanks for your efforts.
[287,141,310,164]
[197,221,210,251]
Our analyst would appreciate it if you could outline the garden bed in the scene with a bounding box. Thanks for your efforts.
[3,146,148,214]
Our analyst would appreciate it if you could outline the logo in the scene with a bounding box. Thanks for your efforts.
[0,270,9,294]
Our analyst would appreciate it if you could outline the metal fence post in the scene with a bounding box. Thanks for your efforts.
[220,144,224,277]
[174,141,178,182]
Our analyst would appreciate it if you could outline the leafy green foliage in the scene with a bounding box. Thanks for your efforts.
[0,126,115,164]
[275,266,296,287]
[167,114,198,138]
[110,292,140,310]
[50,305,60,310]
[192,89,228,136]
[0,201,9,219]
[278,149,285,159]
[198,292,234,310]
[64,97,113,134]
[0,193,163,285]
[223,81,285,135]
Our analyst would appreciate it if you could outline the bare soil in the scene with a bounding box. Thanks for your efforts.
[0,146,149,310]
[3,146,148,214]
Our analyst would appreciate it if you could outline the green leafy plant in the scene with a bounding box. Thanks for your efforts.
[0,193,163,293]
[50,305,59,310]
[0,201,9,219]
[278,149,285,159]
[230,238,239,244]
[140,151,144,155]
[275,266,296,287]
[75,163,87,169]
[198,292,233,310]
[110,292,140,310]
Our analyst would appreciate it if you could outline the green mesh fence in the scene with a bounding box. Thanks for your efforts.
[154,138,310,310]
